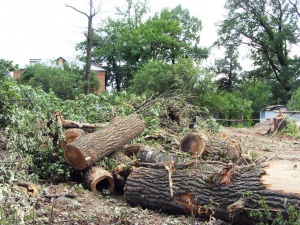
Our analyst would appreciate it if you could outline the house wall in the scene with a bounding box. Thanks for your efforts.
[94,70,106,94]
[260,111,278,123]
[286,113,300,127]
[12,69,24,79]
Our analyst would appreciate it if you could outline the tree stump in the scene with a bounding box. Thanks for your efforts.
[124,165,300,224]
[273,110,287,131]
[64,114,145,170]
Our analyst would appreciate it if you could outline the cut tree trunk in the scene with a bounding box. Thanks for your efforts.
[136,145,189,166]
[179,132,209,157]
[124,165,300,224]
[64,114,145,170]
[54,110,109,133]
[61,128,86,150]
[273,110,287,132]
[202,133,242,163]
[83,166,114,194]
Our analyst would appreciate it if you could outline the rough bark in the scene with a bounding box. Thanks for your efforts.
[83,166,114,194]
[136,145,189,165]
[64,114,145,170]
[202,132,242,163]
[124,165,300,224]
[111,150,134,192]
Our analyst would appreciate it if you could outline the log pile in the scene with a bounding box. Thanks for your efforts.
[53,106,300,224]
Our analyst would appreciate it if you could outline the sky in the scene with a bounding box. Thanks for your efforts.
[0,0,227,68]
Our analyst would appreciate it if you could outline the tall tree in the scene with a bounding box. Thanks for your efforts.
[66,0,101,94]
[212,46,242,92]
[80,2,208,91]
[217,0,300,102]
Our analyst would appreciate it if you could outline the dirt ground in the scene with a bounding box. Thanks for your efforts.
[24,123,300,225]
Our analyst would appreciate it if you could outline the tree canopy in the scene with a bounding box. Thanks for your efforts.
[19,62,100,100]
[0,59,18,78]
[217,0,300,103]
[77,1,208,91]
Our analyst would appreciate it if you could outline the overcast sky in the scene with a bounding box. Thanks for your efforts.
[0,0,227,67]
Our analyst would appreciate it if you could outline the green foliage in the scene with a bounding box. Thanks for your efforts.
[212,46,242,92]
[239,80,273,119]
[248,197,300,225]
[281,118,300,139]
[192,69,253,126]
[287,86,300,110]
[218,0,300,103]
[130,57,200,95]
[84,2,208,91]
[0,79,137,183]
[19,62,99,100]
[0,58,18,77]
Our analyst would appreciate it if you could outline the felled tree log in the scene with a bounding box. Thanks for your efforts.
[61,128,86,150]
[203,132,242,163]
[111,150,134,192]
[64,114,145,170]
[55,110,109,133]
[136,145,191,166]
[83,166,114,194]
[179,132,242,163]
[179,132,209,157]
[124,165,300,224]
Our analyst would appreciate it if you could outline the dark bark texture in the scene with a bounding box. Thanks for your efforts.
[64,114,144,170]
[124,166,300,224]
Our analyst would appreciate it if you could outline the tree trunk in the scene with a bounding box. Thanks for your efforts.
[83,166,114,194]
[179,132,209,157]
[61,128,86,150]
[124,165,300,224]
[202,132,242,163]
[64,114,144,170]
[111,150,134,192]
[273,111,287,131]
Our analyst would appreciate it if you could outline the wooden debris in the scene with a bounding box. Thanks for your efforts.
[179,132,209,157]
[273,110,287,132]
[61,128,86,149]
[64,114,145,170]
[83,166,114,194]
[17,181,39,197]
[124,165,300,224]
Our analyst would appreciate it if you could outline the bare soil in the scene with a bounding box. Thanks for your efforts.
[28,125,300,225]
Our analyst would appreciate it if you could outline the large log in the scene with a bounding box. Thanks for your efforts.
[203,134,242,163]
[180,132,242,163]
[124,165,300,224]
[83,166,114,194]
[61,128,86,150]
[64,114,145,170]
